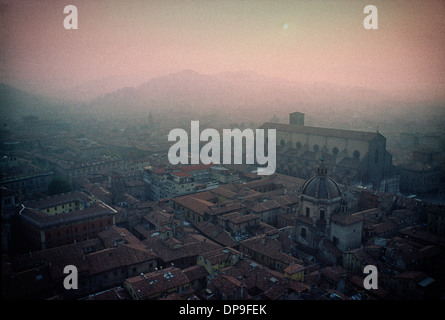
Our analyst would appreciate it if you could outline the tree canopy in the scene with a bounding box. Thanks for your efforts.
[47,176,73,196]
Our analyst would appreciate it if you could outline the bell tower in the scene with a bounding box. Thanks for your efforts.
[289,111,305,126]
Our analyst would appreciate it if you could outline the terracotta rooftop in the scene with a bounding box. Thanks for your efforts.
[399,225,445,247]
[284,263,305,275]
[182,265,208,282]
[143,209,177,228]
[20,201,117,229]
[193,221,237,247]
[24,191,92,210]
[125,266,191,299]
[347,248,378,266]
[200,247,241,265]
[98,226,143,248]
[240,231,297,261]
[210,187,236,199]
[207,202,246,216]
[189,190,218,202]
[217,257,308,299]
[251,199,283,213]
[221,212,260,225]
[320,265,347,282]
[370,221,397,235]
[85,244,157,276]
[142,234,222,264]
[172,195,213,215]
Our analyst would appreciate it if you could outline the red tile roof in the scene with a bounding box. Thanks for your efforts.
[125,266,191,299]
[193,221,237,247]
[172,195,213,215]
[171,172,191,177]
[182,265,208,282]
[284,263,305,275]
[85,243,157,276]
[24,191,92,210]
[20,201,117,229]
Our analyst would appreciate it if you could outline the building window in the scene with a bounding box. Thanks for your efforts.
[333,236,339,247]
[301,228,306,239]
[313,144,319,152]
[333,147,339,155]
[306,207,310,217]
[280,139,285,147]
[296,141,302,149]
[320,209,325,220]
[353,150,360,159]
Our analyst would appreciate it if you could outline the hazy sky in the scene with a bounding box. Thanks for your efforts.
[1,0,444,95]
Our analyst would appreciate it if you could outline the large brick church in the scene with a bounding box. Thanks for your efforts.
[260,112,398,192]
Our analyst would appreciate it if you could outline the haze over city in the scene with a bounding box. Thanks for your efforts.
[1,0,445,304]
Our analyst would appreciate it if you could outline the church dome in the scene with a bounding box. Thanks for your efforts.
[301,158,341,200]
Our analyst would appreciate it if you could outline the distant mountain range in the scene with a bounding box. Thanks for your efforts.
[2,70,443,127]
[86,70,398,116]
[0,83,58,118]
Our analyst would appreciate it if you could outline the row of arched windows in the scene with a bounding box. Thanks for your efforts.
[279,139,363,159]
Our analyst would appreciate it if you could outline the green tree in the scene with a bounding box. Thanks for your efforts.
[47,176,73,196]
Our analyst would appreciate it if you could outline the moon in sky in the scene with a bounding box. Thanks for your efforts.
[282,24,289,30]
